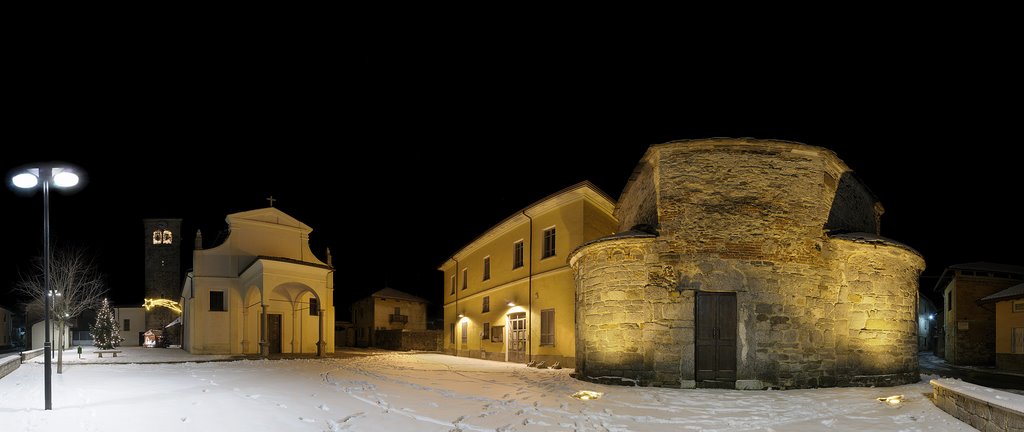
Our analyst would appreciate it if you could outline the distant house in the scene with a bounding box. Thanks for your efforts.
[0,305,13,347]
[351,288,427,348]
[979,282,1024,372]
[935,262,1024,365]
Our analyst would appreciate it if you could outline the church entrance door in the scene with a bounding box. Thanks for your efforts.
[695,292,737,384]
[507,312,527,363]
[268,314,282,354]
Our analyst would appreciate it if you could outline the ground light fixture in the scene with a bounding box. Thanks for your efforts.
[877,395,904,406]
[9,164,84,410]
[571,390,604,400]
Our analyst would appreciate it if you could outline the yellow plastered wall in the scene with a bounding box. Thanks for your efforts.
[995,300,1024,354]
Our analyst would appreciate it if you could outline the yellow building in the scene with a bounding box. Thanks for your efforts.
[979,282,1024,372]
[440,181,617,368]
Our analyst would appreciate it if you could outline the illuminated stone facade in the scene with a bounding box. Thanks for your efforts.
[570,139,925,389]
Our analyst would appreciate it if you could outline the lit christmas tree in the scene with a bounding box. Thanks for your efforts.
[91,298,123,349]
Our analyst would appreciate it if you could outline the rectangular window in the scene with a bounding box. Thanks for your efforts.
[461,321,468,343]
[123,319,130,331]
[947,291,952,311]
[1013,328,1024,354]
[540,308,555,346]
[450,275,456,295]
[462,269,468,290]
[449,323,455,344]
[482,322,490,340]
[482,296,490,313]
[309,298,319,316]
[542,227,556,259]
[483,256,491,281]
[210,291,226,311]
[491,325,504,342]
[395,307,401,315]
[513,241,524,269]
[1014,301,1024,313]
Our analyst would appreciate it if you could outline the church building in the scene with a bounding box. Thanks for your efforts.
[180,207,334,355]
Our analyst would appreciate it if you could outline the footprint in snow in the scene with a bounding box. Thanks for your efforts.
[453,415,466,423]
[180,417,189,423]
[276,403,287,408]
[318,404,330,411]
[338,412,364,423]
[495,425,515,432]
[298,417,316,423]
[246,394,261,399]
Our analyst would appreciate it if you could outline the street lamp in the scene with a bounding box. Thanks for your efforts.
[10,165,83,411]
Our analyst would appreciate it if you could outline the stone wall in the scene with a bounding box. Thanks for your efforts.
[931,378,1024,432]
[0,355,19,380]
[952,276,1019,365]
[374,330,442,352]
[572,139,924,389]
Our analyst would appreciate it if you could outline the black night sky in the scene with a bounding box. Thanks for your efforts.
[1,74,1019,322]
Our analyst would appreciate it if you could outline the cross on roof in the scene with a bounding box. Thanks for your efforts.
[266,196,276,207]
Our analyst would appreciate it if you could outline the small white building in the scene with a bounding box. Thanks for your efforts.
[180,207,334,355]
[114,307,147,346]
[30,321,71,351]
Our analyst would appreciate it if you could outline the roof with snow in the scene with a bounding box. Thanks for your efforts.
[978,282,1024,304]
[371,287,427,303]
[932,262,1024,292]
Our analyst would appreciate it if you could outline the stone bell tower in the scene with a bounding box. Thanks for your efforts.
[143,219,182,331]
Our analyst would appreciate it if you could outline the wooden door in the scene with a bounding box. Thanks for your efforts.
[507,312,527,363]
[695,292,736,381]
[268,314,282,354]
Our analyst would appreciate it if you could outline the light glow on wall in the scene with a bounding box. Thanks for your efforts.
[143,298,182,314]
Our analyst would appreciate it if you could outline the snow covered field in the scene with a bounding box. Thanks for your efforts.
[0,350,972,431]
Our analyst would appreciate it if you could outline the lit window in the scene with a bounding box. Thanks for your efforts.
[153,230,162,244]
[513,241,524,269]
[309,298,319,316]
[162,229,172,244]
[542,227,556,259]
[482,296,490,313]
[461,321,468,343]
[483,257,491,281]
[540,308,555,346]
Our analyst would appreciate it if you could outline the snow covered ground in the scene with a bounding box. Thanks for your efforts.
[0,349,973,431]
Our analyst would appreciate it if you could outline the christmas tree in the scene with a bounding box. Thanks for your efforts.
[91,298,123,349]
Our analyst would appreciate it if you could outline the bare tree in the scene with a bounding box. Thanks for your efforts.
[17,246,107,373]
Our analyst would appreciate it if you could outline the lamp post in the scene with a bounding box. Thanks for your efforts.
[11,165,82,411]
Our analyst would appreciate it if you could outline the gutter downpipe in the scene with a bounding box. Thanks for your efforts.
[523,210,533,363]
[452,257,459,358]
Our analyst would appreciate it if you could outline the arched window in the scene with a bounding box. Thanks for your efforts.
[153,229,173,244]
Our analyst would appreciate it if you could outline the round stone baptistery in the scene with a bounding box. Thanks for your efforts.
[569,138,924,389]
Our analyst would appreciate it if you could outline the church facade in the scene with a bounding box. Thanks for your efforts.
[570,139,925,389]
[180,207,334,355]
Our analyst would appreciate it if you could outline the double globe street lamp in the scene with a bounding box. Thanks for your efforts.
[10,165,83,411]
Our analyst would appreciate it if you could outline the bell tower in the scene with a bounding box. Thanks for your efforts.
[143,218,182,331]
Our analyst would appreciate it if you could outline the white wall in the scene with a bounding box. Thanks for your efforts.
[114,307,147,346]
[30,321,71,350]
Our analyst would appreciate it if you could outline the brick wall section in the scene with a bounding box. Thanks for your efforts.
[952,277,1019,365]
[572,139,924,389]
[374,330,442,351]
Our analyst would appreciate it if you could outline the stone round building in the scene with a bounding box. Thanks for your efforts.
[569,138,924,389]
